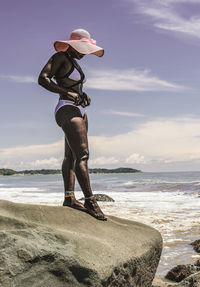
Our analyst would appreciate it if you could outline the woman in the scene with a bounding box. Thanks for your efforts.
[38,29,107,221]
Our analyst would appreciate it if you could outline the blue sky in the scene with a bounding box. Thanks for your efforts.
[1,0,200,171]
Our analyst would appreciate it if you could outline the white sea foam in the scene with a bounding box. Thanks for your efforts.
[0,187,44,192]
[123,181,136,186]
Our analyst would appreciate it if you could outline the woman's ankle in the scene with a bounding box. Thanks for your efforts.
[85,195,95,200]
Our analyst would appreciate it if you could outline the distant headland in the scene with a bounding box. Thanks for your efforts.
[0,167,141,176]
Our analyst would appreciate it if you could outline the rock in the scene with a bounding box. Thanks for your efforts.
[173,271,200,287]
[79,193,115,202]
[191,240,200,253]
[165,264,200,283]
[152,276,177,287]
[165,265,193,282]
[194,259,200,267]
[0,200,162,287]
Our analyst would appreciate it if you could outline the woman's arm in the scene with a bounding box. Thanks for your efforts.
[38,52,70,95]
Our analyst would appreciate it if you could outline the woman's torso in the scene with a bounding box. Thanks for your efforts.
[53,52,86,99]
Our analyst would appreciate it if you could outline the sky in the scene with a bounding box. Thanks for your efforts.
[1,0,200,172]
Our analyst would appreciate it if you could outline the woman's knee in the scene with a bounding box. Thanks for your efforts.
[76,148,89,162]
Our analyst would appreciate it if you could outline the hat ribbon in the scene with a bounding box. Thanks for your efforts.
[70,36,96,45]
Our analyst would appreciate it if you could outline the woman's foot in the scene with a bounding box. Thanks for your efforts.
[63,196,87,211]
[84,195,107,221]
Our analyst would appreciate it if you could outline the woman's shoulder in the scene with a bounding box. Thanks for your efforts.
[51,51,65,61]
[51,51,70,66]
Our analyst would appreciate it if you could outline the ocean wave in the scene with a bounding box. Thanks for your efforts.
[0,187,44,192]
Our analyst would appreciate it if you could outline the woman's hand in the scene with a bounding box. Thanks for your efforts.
[82,92,91,107]
[67,92,83,105]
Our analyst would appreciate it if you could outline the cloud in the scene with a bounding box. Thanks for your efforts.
[104,110,146,117]
[0,141,63,158]
[2,116,200,170]
[129,0,200,39]
[0,74,36,83]
[0,69,182,92]
[30,157,62,169]
[125,153,146,164]
[89,115,200,166]
[85,68,182,91]
[90,156,120,165]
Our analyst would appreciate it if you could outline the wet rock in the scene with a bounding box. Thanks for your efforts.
[191,239,200,253]
[165,265,192,282]
[79,193,115,202]
[165,264,200,283]
[194,259,200,266]
[174,271,200,287]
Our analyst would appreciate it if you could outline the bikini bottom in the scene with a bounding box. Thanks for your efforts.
[55,100,85,117]
[55,102,86,127]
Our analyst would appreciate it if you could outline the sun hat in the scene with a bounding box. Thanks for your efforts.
[54,29,104,57]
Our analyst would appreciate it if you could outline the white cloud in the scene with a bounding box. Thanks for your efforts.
[105,110,146,117]
[0,69,182,92]
[0,141,63,158]
[125,153,146,164]
[89,116,200,165]
[30,157,61,169]
[85,68,182,91]
[90,156,120,165]
[0,74,36,83]
[2,116,200,170]
[129,0,200,39]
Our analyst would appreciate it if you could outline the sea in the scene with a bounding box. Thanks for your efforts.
[0,171,200,279]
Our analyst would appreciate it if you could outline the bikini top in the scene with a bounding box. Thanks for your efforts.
[55,52,86,91]
[68,66,86,83]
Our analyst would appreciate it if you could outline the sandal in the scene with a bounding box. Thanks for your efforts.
[84,195,107,221]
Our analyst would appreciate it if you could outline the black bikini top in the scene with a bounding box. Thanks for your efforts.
[55,52,85,94]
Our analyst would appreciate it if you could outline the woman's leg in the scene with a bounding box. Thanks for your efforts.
[62,137,75,193]
[56,106,86,210]
[62,114,93,198]
[60,107,107,220]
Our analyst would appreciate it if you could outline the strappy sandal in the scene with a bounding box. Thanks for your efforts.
[84,195,107,221]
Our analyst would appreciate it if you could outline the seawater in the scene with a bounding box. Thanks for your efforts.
[0,171,200,277]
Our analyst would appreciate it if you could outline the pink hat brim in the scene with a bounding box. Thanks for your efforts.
[54,40,104,57]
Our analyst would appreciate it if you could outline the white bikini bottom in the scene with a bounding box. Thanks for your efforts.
[55,100,86,118]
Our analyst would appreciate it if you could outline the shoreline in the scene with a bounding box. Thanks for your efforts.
[0,167,142,176]
[1,172,200,284]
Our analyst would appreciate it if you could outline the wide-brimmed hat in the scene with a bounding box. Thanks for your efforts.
[54,29,104,57]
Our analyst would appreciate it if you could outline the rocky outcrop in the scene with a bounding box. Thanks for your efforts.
[174,271,200,287]
[191,240,200,253]
[165,265,193,282]
[79,194,115,202]
[195,259,200,267]
[0,200,162,287]
[165,264,200,283]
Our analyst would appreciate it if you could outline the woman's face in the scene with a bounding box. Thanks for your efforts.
[68,47,85,60]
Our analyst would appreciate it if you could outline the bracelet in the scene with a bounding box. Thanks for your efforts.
[65,191,75,198]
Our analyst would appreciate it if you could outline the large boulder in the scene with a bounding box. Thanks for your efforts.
[0,200,162,287]
[79,194,115,202]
